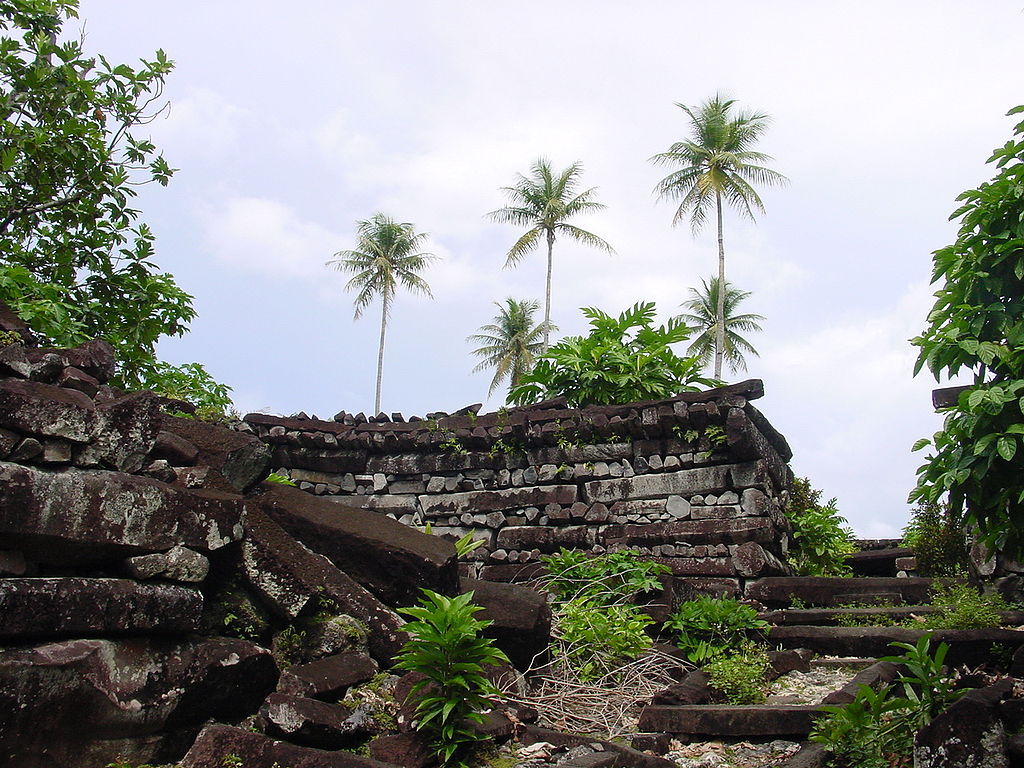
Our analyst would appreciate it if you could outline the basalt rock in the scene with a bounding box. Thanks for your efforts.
[0,462,245,564]
[257,482,458,607]
[181,724,398,768]
[461,577,551,669]
[160,413,271,493]
[0,637,277,768]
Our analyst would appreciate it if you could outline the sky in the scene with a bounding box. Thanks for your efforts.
[71,1,1023,537]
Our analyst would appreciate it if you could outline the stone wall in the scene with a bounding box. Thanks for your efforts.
[244,379,796,593]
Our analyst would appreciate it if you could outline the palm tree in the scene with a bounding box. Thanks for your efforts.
[327,213,435,414]
[677,277,765,375]
[487,158,613,350]
[467,297,554,399]
[651,95,786,378]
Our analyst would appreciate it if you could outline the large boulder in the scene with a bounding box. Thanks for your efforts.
[0,637,277,768]
[256,482,458,606]
[258,693,371,749]
[915,680,1012,767]
[240,506,406,663]
[0,378,95,442]
[0,462,246,564]
[160,414,271,493]
[0,577,202,640]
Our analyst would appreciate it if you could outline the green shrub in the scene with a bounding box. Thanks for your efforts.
[539,549,669,681]
[508,301,716,407]
[705,643,771,704]
[664,596,769,663]
[394,590,509,768]
[901,501,968,576]
[922,582,1006,630]
[786,477,856,576]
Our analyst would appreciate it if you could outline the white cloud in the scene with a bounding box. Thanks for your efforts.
[199,196,343,279]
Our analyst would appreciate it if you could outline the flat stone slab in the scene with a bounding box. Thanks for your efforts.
[769,626,1024,667]
[182,724,398,768]
[0,462,245,564]
[638,704,822,737]
[418,484,578,517]
[604,517,777,548]
[0,577,202,639]
[583,465,733,503]
[277,651,378,700]
[761,605,938,626]
[745,576,939,607]
[845,547,914,577]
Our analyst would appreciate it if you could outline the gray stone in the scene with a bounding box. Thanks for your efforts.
[426,476,445,493]
[372,473,387,492]
[718,490,739,505]
[663,455,680,469]
[584,465,732,504]
[742,487,768,516]
[0,379,95,442]
[666,495,691,519]
[648,455,664,470]
[125,545,210,582]
[691,505,744,520]
[418,484,577,517]
[496,525,595,553]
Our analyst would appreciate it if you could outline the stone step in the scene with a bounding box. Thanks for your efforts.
[769,626,1024,667]
[638,704,822,738]
[810,656,878,670]
[745,576,945,607]
[762,606,1024,627]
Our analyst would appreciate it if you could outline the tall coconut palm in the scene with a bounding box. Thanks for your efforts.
[327,213,435,414]
[677,277,765,375]
[467,297,554,399]
[487,158,613,350]
[651,95,786,378]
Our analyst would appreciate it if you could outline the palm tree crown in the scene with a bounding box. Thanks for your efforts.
[651,94,785,378]
[326,213,435,414]
[467,297,554,398]
[677,277,765,375]
[487,158,613,349]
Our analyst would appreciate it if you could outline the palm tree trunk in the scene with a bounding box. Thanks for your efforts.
[375,298,387,415]
[543,230,555,351]
[714,191,726,380]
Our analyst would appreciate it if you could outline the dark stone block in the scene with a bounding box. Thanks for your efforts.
[0,378,95,442]
[368,732,433,768]
[745,576,936,608]
[277,651,378,700]
[257,483,458,607]
[182,724,397,768]
[258,693,370,749]
[161,414,271,493]
[0,577,202,640]
[914,680,1012,767]
[461,577,551,670]
[152,429,201,465]
[637,704,821,738]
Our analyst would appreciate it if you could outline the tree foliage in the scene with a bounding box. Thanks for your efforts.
[327,213,435,414]
[910,105,1024,556]
[0,0,199,391]
[677,276,764,374]
[466,297,553,398]
[488,158,613,349]
[508,301,716,407]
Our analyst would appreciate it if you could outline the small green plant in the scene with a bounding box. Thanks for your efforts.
[785,477,856,576]
[0,329,23,346]
[266,472,297,487]
[558,600,655,680]
[394,590,510,768]
[454,532,485,557]
[272,626,307,669]
[705,642,771,704]
[439,432,468,456]
[673,425,701,443]
[664,596,770,663]
[541,548,668,604]
[221,756,243,768]
[704,424,727,448]
[812,635,966,768]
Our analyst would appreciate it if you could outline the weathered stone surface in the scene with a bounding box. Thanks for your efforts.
[151,429,200,465]
[914,680,1011,768]
[820,661,900,706]
[56,365,100,396]
[0,577,202,639]
[745,576,936,608]
[0,378,94,442]
[760,605,937,626]
[845,547,915,577]
[258,483,457,606]
[637,705,821,737]
[732,541,788,578]
[0,548,27,575]
[277,651,378,700]
[649,557,737,576]
[604,517,777,548]
[0,637,277,768]
[673,577,741,600]
[161,414,271,492]
[124,545,210,582]
[342,493,421,516]
[0,462,245,563]
[584,465,732,503]
[770,626,1024,667]
[368,732,434,768]
[182,724,397,768]
[418,484,578,517]
[241,506,406,663]
[89,391,161,472]
[652,670,711,705]
[462,577,551,669]
[258,693,369,749]
[496,524,595,553]
[517,724,677,768]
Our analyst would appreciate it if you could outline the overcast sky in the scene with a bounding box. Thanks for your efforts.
[74,1,1022,537]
